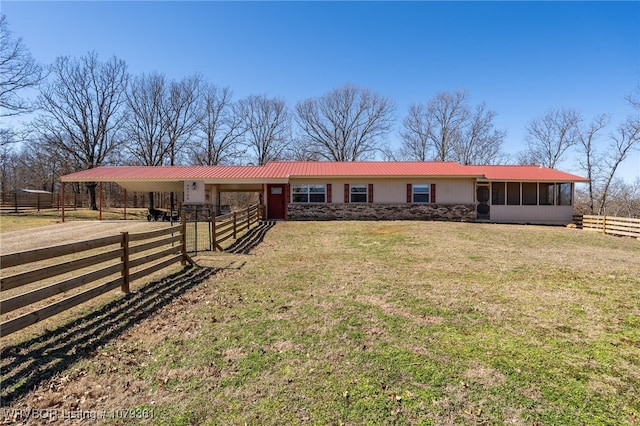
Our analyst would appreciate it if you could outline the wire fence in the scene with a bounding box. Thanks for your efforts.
[181,206,215,255]
[181,204,263,255]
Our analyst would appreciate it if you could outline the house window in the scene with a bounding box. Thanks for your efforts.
[292,184,326,203]
[492,182,506,205]
[350,184,368,203]
[539,183,554,205]
[522,183,537,205]
[413,184,430,203]
[556,183,572,206]
[507,182,520,205]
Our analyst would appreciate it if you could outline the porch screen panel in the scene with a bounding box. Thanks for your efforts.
[556,183,572,206]
[539,183,554,205]
[492,182,506,205]
[522,183,537,205]
[507,182,520,205]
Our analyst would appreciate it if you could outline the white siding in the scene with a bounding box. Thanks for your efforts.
[490,205,575,225]
[289,178,475,204]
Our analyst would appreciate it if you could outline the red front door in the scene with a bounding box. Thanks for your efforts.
[267,184,286,220]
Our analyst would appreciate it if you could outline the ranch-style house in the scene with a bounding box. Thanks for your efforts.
[60,161,588,225]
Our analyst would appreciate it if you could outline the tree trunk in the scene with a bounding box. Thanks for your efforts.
[87,182,98,210]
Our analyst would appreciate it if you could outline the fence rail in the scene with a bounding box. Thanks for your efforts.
[573,214,640,238]
[0,218,192,337]
[211,204,263,251]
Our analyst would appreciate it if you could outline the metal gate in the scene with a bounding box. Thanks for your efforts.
[181,206,215,255]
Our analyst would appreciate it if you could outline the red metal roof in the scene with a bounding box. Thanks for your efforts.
[61,165,275,181]
[469,165,589,182]
[61,162,588,182]
[262,161,481,178]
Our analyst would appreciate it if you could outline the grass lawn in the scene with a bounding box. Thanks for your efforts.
[2,221,639,425]
[0,208,149,233]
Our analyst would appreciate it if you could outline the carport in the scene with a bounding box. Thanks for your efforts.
[59,165,276,222]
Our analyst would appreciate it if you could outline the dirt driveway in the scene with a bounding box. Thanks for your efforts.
[0,221,172,254]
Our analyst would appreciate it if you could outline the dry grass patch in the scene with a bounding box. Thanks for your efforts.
[0,209,149,233]
[2,221,639,425]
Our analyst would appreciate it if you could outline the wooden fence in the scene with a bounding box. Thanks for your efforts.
[573,214,640,238]
[0,219,193,338]
[0,191,79,213]
[211,204,263,251]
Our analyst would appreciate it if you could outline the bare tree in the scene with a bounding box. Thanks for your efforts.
[165,74,202,166]
[0,15,45,118]
[165,74,202,209]
[523,108,582,168]
[576,114,610,213]
[597,113,640,215]
[34,52,128,210]
[124,72,170,210]
[401,90,505,164]
[239,94,291,165]
[454,103,507,165]
[18,135,78,192]
[125,72,170,167]
[425,90,468,161]
[0,127,18,150]
[400,103,431,161]
[192,84,246,165]
[573,90,640,215]
[295,84,395,161]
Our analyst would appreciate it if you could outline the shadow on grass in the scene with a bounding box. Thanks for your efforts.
[0,265,219,406]
[225,221,276,254]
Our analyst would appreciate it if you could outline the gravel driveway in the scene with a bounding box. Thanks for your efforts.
[1,221,172,254]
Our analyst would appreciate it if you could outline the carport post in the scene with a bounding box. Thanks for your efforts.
[61,182,65,223]
[99,182,103,221]
[123,189,127,220]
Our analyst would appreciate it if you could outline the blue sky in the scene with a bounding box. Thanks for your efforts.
[2,1,639,182]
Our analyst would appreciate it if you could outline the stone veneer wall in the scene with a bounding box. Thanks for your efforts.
[287,203,476,221]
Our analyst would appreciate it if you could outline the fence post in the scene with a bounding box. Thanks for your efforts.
[121,232,130,293]
[194,207,198,256]
[233,211,237,239]
[211,213,217,252]
[602,215,607,235]
[181,210,187,265]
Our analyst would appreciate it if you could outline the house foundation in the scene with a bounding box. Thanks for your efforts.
[287,203,476,221]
